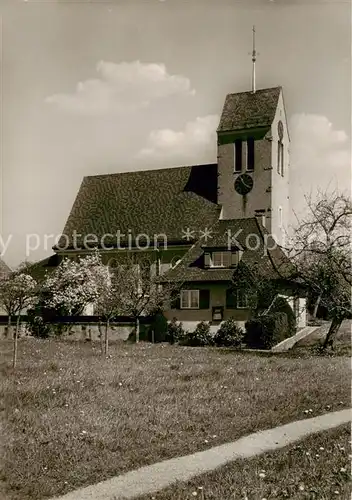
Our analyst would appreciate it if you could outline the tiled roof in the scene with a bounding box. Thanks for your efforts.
[217,87,281,133]
[27,254,62,282]
[57,164,220,249]
[160,218,293,283]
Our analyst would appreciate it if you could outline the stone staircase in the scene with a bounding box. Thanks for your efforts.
[271,326,320,353]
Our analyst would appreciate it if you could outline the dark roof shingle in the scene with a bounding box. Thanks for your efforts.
[58,163,220,249]
[27,255,62,282]
[160,218,293,283]
[217,87,281,133]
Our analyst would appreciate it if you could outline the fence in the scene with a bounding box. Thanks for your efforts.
[0,315,154,341]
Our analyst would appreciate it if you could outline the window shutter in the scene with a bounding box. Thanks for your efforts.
[226,288,236,309]
[199,289,210,309]
[231,252,239,266]
[204,253,211,268]
[171,290,180,310]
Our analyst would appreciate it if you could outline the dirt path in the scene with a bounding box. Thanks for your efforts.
[51,409,351,500]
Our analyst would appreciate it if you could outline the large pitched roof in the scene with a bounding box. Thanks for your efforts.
[58,163,220,249]
[217,87,281,133]
[160,218,293,283]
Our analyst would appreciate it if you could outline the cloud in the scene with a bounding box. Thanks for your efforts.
[289,113,351,218]
[138,114,219,162]
[290,113,350,173]
[45,60,195,115]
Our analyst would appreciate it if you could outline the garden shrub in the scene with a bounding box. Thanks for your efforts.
[127,322,150,342]
[213,317,244,348]
[244,312,289,349]
[26,315,52,338]
[183,321,214,347]
[269,296,296,337]
[150,312,168,342]
[166,317,186,344]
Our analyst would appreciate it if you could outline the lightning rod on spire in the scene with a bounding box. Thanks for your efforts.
[252,25,256,93]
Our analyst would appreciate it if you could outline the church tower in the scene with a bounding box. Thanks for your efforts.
[216,30,290,247]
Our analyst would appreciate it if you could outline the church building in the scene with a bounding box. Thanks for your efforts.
[31,29,307,331]
[35,83,306,331]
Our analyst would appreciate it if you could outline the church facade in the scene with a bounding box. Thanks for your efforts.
[36,86,307,331]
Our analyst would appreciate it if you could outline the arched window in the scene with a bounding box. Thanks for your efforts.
[277,141,284,176]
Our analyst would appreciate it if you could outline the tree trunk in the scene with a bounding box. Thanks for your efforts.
[135,317,140,343]
[98,321,104,354]
[7,315,13,340]
[13,315,21,369]
[323,316,343,349]
[104,320,109,356]
[312,294,322,318]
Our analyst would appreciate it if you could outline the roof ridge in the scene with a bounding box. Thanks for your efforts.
[84,163,217,180]
[225,86,281,97]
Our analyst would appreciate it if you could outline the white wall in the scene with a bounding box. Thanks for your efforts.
[298,298,307,328]
[270,89,290,249]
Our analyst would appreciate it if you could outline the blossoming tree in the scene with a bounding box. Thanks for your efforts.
[42,252,109,317]
[290,190,352,348]
[0,267,37,367]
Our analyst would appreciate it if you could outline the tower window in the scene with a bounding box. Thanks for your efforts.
[277,141,284,176]
[247,138,255,171]
[280,143,284,176]
[234,140,242,173]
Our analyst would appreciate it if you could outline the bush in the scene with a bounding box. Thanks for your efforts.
[127,322,150,342]
[244,312,289,350]
[183,321,214,347]
[150,312,168,342]
[26,315,52,338]
[269,296,296,337]
[213,318,244,348]
[166,318,186,344]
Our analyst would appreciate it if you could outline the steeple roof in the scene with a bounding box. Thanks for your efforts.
[217,86,281,133]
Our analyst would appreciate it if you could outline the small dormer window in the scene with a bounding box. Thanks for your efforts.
[204,251,241,268]
[212,252,225,267]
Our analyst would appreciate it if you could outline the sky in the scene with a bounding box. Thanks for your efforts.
[0,0,350,267]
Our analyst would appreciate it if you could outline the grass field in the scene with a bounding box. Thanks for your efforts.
[137,425,351,500]
[0,338,350,499]
[295,319,351,348]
